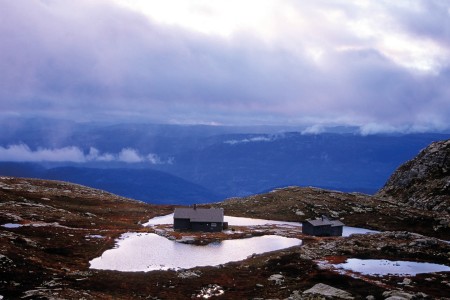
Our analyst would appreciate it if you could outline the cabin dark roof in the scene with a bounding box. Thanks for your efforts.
[174,208,224,223]
[304,217,344,227]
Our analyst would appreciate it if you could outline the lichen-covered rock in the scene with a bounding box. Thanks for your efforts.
[377,139,450,212]
[382,290,429,299]
[268,273,285,285]
[303,283,354,299]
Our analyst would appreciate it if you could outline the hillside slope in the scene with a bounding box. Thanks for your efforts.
[377,139,450,212]
[213,186,449,240]
[2,142,450,300]
[0,177,173,298]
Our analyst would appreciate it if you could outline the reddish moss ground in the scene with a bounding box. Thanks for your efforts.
[1,177,449,299]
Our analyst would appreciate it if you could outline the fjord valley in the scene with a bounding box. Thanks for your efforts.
[2,119,449,204]
[1,138,449,299]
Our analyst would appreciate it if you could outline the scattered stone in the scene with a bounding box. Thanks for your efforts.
[382,290,415,299]
[295,210,305,216]
[285,290,302,300]
[177,270,201,279]
[268,274,284,285]
[177,236,196,244]
[0,254,15,269]
[303,283,354,299]
[399,278,412,286]
[194,284,224,299]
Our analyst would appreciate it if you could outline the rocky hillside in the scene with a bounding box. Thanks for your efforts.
[2,177,450,299]
[212,186,449,240]
[0,177,172,298]
[377,139,450,212]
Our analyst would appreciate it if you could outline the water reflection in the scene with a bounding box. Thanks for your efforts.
[335,258,450,276]
[90,233,301,272]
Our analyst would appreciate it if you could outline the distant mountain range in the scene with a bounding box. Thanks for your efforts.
[1,118,449,203]
[0,163,222,204]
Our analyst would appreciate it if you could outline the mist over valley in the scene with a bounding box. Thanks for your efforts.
[1,118,448,203]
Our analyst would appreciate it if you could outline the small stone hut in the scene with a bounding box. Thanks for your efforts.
[302,216,344,236]
[173,205,228,232]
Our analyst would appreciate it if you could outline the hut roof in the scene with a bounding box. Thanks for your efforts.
[304,217,344,227]
[174,207,224,223]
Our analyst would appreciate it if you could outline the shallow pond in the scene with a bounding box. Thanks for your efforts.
[90,233,301,272]
[143,214,379,236]
[90,215,379,272]
[1,223,23,229]
[335,258,450,276]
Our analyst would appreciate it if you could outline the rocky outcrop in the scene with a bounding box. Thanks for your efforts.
[377,139,450,212]
[303,283,354,299]
[213,185,450,240]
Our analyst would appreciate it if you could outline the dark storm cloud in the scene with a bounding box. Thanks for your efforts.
[0,0,449,131]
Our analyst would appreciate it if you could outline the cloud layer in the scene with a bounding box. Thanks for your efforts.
[1,0,449,131]
[0,144,170,164]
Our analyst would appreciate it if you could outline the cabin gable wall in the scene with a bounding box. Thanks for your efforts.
[174,218,191,231]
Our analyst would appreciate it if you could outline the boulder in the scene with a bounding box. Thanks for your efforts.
[268,274,284,285]
[303,283,354,299]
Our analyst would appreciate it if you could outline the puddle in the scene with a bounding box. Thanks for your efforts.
[1,223,23,229]
[90,233,301,272]
[334,258,450,276]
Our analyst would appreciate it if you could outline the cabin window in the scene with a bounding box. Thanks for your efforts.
[211,223,217,227]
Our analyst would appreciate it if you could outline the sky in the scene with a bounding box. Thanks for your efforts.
[1,0,450,133]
